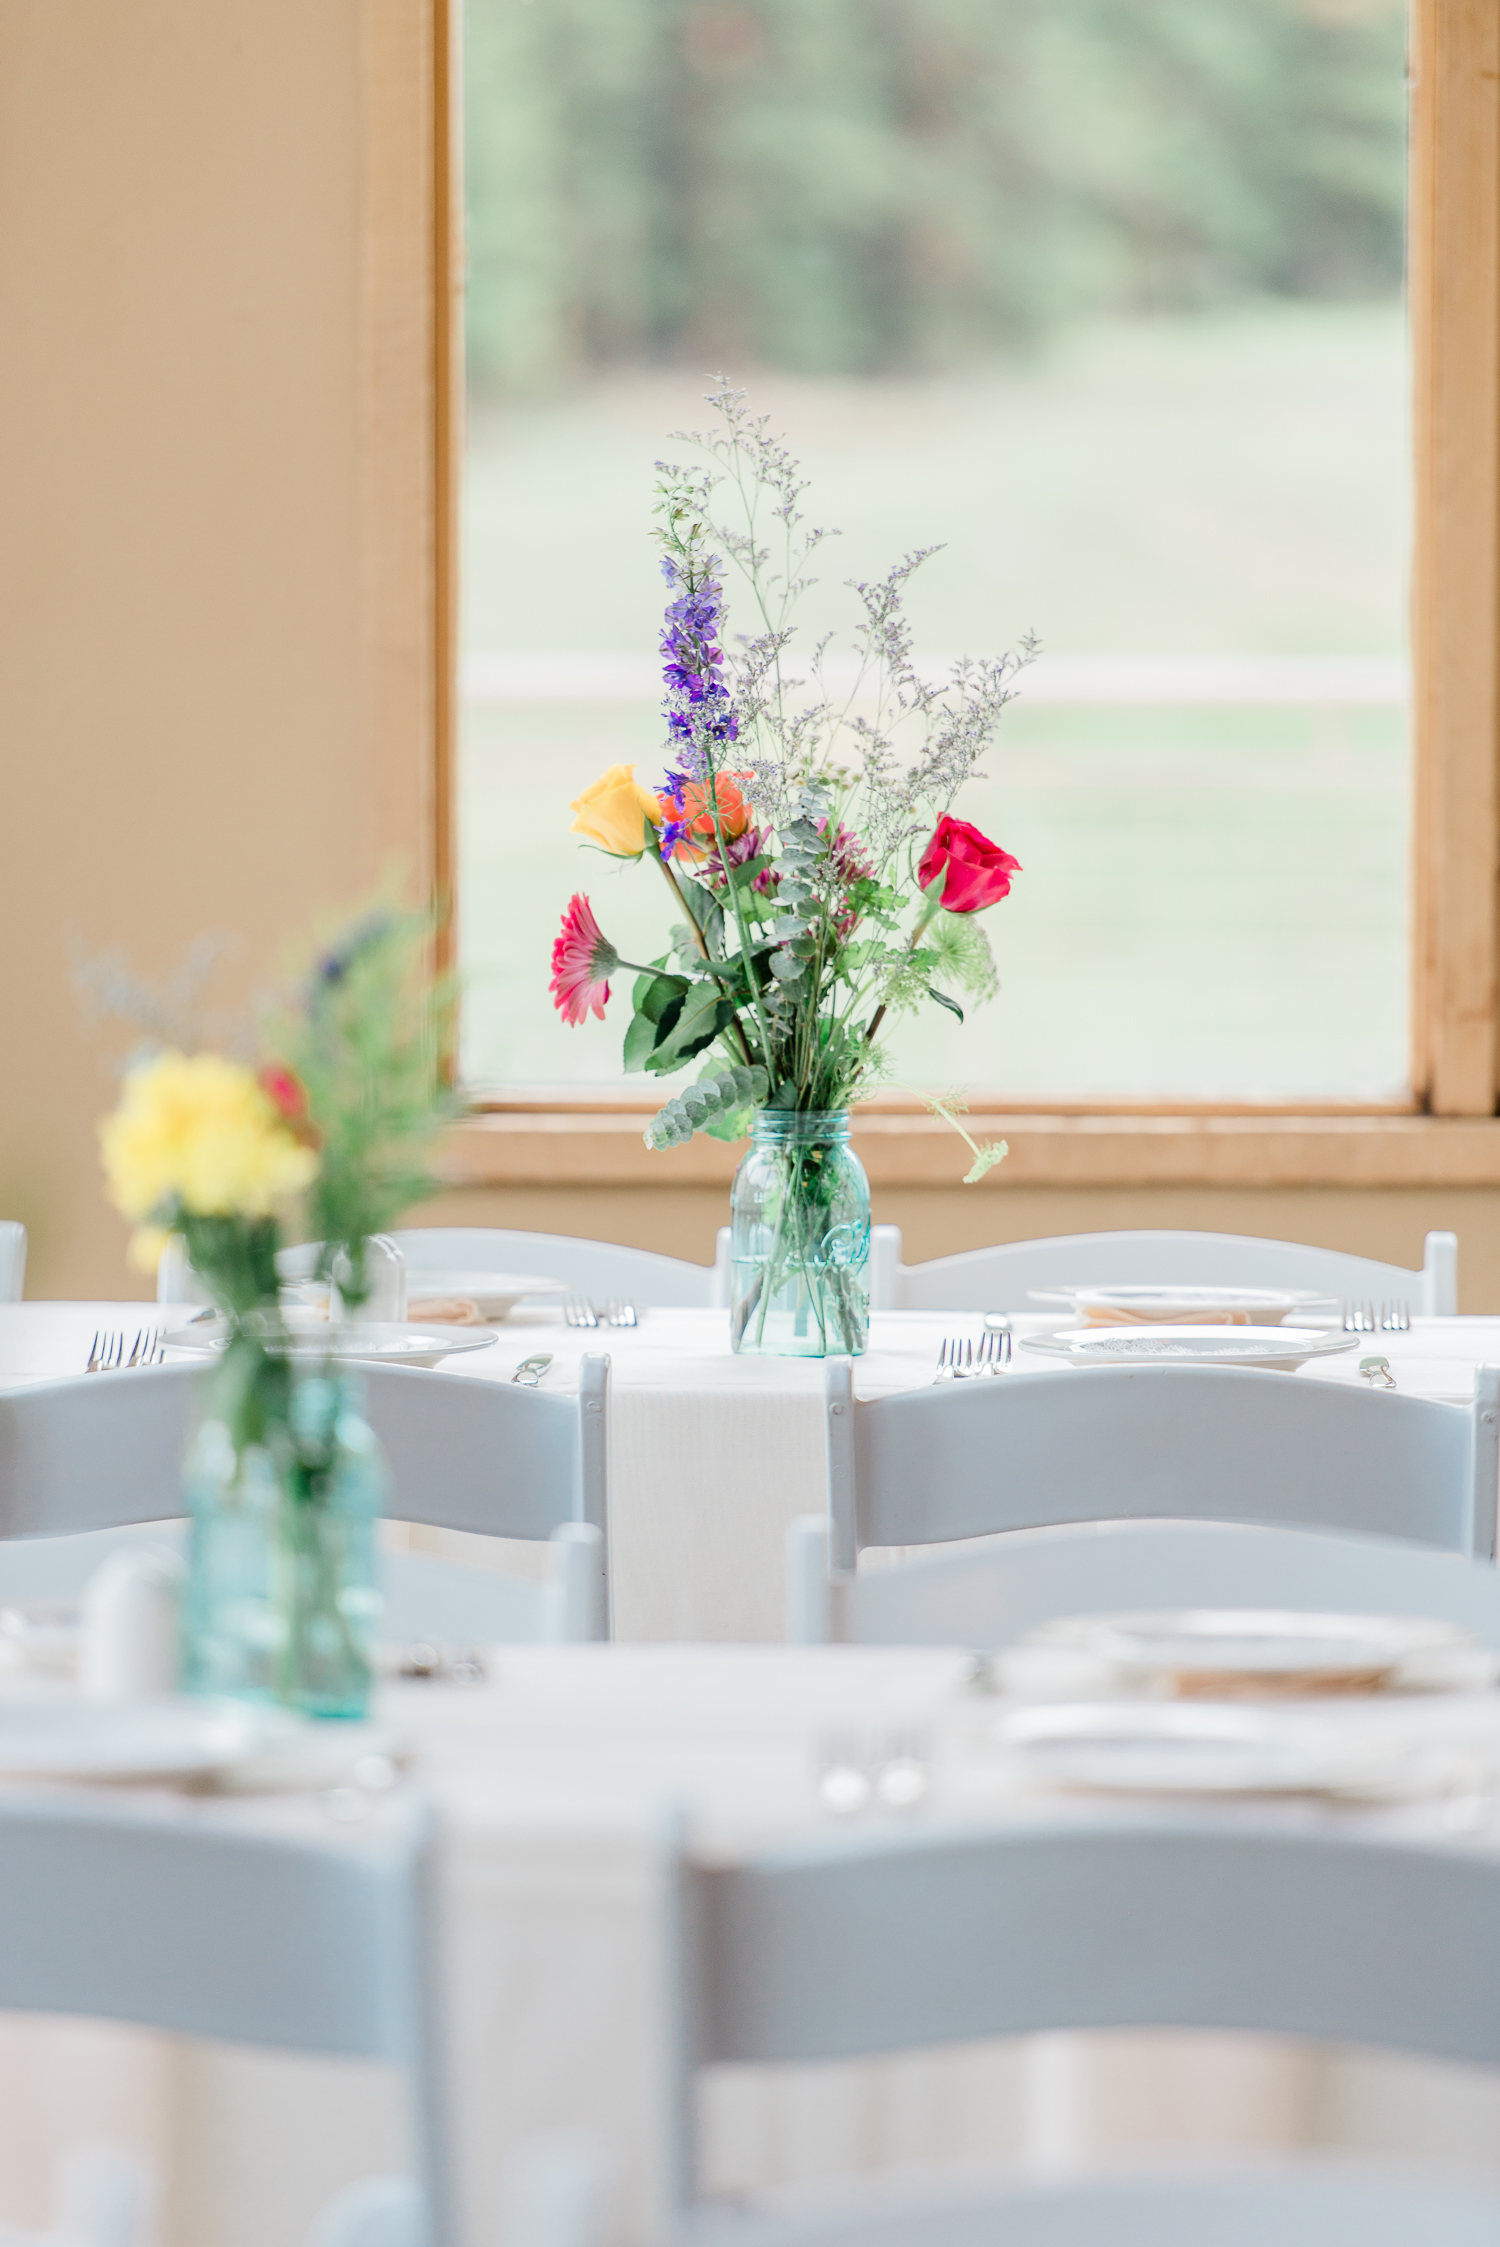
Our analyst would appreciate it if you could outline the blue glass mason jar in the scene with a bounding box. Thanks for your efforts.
[180,1347,386,1720]
[729,1109,871,1357]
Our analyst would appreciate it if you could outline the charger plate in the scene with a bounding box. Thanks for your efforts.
[1020,1323,1358,1371]
[165,1316,496,1369]
[998,1700,1408,1797]
[1028,1284,1328,1327]
[1029,1610,1473,1697]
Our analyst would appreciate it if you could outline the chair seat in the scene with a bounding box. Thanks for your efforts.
[687,2161,1500,2246]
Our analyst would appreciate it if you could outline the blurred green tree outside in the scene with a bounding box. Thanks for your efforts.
[465,0,1407,398]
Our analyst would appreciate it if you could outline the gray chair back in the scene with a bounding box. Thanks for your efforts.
[670,1818,1500,2228]
[873,1225,1459,1315]
[826,1357,1500,1572]
[0,1790,446,2241]
[0,1354,612,1635]
[395,1226,719,1307]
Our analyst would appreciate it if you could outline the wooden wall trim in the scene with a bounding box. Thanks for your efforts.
[432,0,460,944]
[1411,0,1500,1113]
[441,1111,1500,1192]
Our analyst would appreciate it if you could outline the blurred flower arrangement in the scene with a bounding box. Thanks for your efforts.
[551,384,1028,1353]
[553,381,1026,1179]
[93,904,452,1715]
[96,906,452,1324]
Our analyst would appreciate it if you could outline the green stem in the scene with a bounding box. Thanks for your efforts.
[652,854,755,1068]
[704,780,777,1075]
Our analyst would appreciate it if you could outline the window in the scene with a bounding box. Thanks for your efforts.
[439,0,1500,1149]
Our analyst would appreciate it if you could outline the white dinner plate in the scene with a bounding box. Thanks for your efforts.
[0,1691,297,1781]
[1019,1323,1359,1371]
[997,1700,1402,1796]
[1030,1609,1473,1688]
[165,1315,497,1369]
[1028,1284,1328,1327]
[401,1272,568,1320]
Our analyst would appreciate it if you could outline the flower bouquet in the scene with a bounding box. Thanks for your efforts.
[552,384,1028,1356]
[98,907,452,1716]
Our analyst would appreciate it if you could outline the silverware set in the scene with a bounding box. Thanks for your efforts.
[1342,1301,1411,1333]
[934,1330,1011,1380]
[563,1298,639,1330]
[86,1329,166,1373]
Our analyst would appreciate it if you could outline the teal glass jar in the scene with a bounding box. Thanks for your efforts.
[729,1109,871,1357]
[181,1347,386,1720]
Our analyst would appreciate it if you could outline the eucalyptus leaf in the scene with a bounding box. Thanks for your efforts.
[643,1063,769,1150]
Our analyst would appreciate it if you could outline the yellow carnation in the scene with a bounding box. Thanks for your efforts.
[99,1051,319,1225]
[569,764,663,859]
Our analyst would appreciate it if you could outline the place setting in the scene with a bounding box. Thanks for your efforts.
[953,1605,1500,1819]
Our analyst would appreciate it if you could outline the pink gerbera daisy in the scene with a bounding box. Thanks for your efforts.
[550,893,619,1025]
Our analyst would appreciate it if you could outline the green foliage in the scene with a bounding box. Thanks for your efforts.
[465,0,1407,397]
[271,909,458,1308]
[643,1063,770,1148]
[915,1086,1010,1183]
[924,914,1000,1004]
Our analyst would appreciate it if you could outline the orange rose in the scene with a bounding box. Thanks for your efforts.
[658,772,754,864]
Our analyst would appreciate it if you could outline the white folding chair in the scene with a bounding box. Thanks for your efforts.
[393,1228,722,1309]
[788,1358,1500,1644]
[865,1224,1460,1315]
[0,1791,440,2247]
[0,1222,26,1304]
[0,1356,612,1642]
[667,1817,1500,2244]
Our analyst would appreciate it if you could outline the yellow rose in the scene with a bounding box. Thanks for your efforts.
[569,764,663,859]
[99,1051,319,1225]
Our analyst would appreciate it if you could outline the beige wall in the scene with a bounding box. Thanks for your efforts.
[5,3,1500,1308]
[0,0,433,1299]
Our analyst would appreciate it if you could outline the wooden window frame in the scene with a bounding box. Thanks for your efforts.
[401,0,1500,1190]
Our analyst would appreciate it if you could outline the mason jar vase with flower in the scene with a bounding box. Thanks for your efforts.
[546,384,1025,1356]
[98,910,449,1717]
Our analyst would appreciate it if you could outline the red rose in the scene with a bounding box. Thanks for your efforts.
[917,816,1021,914]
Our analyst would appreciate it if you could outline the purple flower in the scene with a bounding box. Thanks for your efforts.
[659,552,738,777]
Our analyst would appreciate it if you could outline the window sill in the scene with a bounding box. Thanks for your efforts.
[440,1110,1500,1191]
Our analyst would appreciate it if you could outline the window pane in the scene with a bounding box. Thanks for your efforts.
[461,0,1409,1098]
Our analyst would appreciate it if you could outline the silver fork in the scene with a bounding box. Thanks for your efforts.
[1381,1301,1412,1333]
[976,1328,1011,1373]
[87,1328,163,1372]
[601,1300,639,1329]
[563,1297,599,1330]
[1342,1300,1377,1334]
[935,1336,974,1380]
